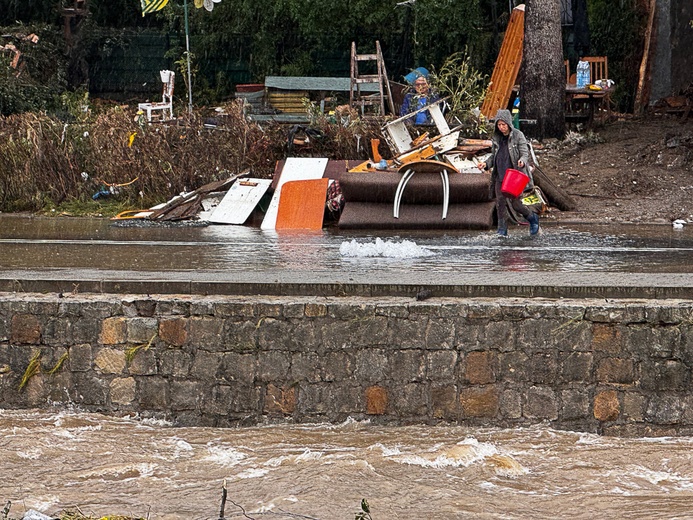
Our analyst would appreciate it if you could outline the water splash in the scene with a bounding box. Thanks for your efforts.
[339,238,435,258]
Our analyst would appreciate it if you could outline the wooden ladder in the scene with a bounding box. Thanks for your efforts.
[350,41,395,116]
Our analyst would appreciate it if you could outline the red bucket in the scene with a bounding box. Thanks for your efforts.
[501,168,529,198]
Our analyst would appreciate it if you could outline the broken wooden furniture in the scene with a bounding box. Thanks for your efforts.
[349,41,395,116]
[138,70,175,123]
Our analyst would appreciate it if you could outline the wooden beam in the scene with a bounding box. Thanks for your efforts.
[634,0,657,114]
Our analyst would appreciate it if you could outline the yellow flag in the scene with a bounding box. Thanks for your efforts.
[141,0,168,16]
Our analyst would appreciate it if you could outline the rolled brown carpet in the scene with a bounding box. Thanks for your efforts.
[339,171,492,205]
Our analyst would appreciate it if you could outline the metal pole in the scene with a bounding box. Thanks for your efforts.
[184,0,193,114]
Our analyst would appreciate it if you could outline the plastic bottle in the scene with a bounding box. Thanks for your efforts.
[576,61,590,88]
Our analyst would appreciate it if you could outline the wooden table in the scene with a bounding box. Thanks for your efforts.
[565,86,611,127]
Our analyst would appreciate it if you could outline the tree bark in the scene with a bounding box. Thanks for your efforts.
[522,0,566,140]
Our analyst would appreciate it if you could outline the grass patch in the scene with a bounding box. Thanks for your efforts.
[18,350,42,391]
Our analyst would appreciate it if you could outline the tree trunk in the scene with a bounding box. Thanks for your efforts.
[522,0,565,140]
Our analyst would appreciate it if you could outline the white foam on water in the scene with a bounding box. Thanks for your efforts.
[369,443,402,457]
[236,468,270,479]
[204,444,247,466]
[388,437,499,469]
[339,238,435,258]
[17,447,43,460]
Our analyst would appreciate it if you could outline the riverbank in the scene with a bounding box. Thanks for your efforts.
[537,114,693,225]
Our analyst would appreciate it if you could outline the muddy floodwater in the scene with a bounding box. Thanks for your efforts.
[2,410,693,520]
[0,214,691,274]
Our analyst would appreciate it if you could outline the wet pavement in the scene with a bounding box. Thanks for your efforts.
[2,214,692,298]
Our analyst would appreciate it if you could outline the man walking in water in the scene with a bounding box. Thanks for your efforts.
[478,109,540,236]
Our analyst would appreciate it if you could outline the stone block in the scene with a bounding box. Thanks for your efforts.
[94,348,126,374]
[391,382,428,416]
[593,390,620,421]
[71,317,101,344]
[560,351,593,382]
[189,349,222,379]
[365,385,388,415]
[389,350,425,382]
[159,318,188,347]
[388,317,428,349]
[110,377,136,405]
[11,314,41,344]
[484,321,516,353]
[137,377,169,410]
[525,386,558,420]
[622,392,646,422]
[460,386,499,418]
[625,325,680,358]
[645,395,683,424]
[499,351,529,381]
[354,349,389,383]
[464,351,496,385]
[258,350,291,381]
[375,304,409,318]
[223,320,258,352]
[431,385,458,419]
[529,352,558,385]
[170,380,201,410]
[222,352,257,383]
[213,301,254,318]
[127,318,159,344]
[69,343,92,372]
[561,389,590,421]
[283,302,305,319]
[156,299,192,316]
[591,324,622,354]
[596,358,634,384]
[425,319,455,350]
[289,352,322,383]
[500,389,522,419]
[72,373,108,405]
[159,349,192,377]
[452,321,485,352]
[426,350,458,381]
[322,351,354,382]
[131,300,157,317]
[101,317,127,345]
[255,302,284,318]
[264,383,297,415]
[327,303,375,320]
[41,317,72,346]
[585,306,625,323]
[305,303,327,317]
[189,317,224,351]
[127,347,158,376]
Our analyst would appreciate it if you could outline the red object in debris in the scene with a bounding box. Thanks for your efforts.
[236,84,264,93]
[501,168,529,198]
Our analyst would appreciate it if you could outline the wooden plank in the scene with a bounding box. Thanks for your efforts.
[261,158,329,230]
[275,178,329,230]
[206,178,271,225]
[481,4,525,119]
[634,0,656,114]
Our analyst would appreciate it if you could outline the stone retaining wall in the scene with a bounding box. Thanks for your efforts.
[1,293,692,436]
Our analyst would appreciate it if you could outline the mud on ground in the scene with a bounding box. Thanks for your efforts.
[535,114,693,225]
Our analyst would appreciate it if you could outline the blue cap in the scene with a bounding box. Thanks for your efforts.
[404,67,430,85]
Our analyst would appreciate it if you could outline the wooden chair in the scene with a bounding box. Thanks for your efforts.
[138,70,175,122]
[582,56,608,83]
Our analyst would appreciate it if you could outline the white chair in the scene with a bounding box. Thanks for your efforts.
[138,70,175,122]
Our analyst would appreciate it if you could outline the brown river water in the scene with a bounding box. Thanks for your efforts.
[2,410,693,519]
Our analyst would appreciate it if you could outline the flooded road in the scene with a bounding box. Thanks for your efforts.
[0,215,692,274]
[3,410,693,520]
